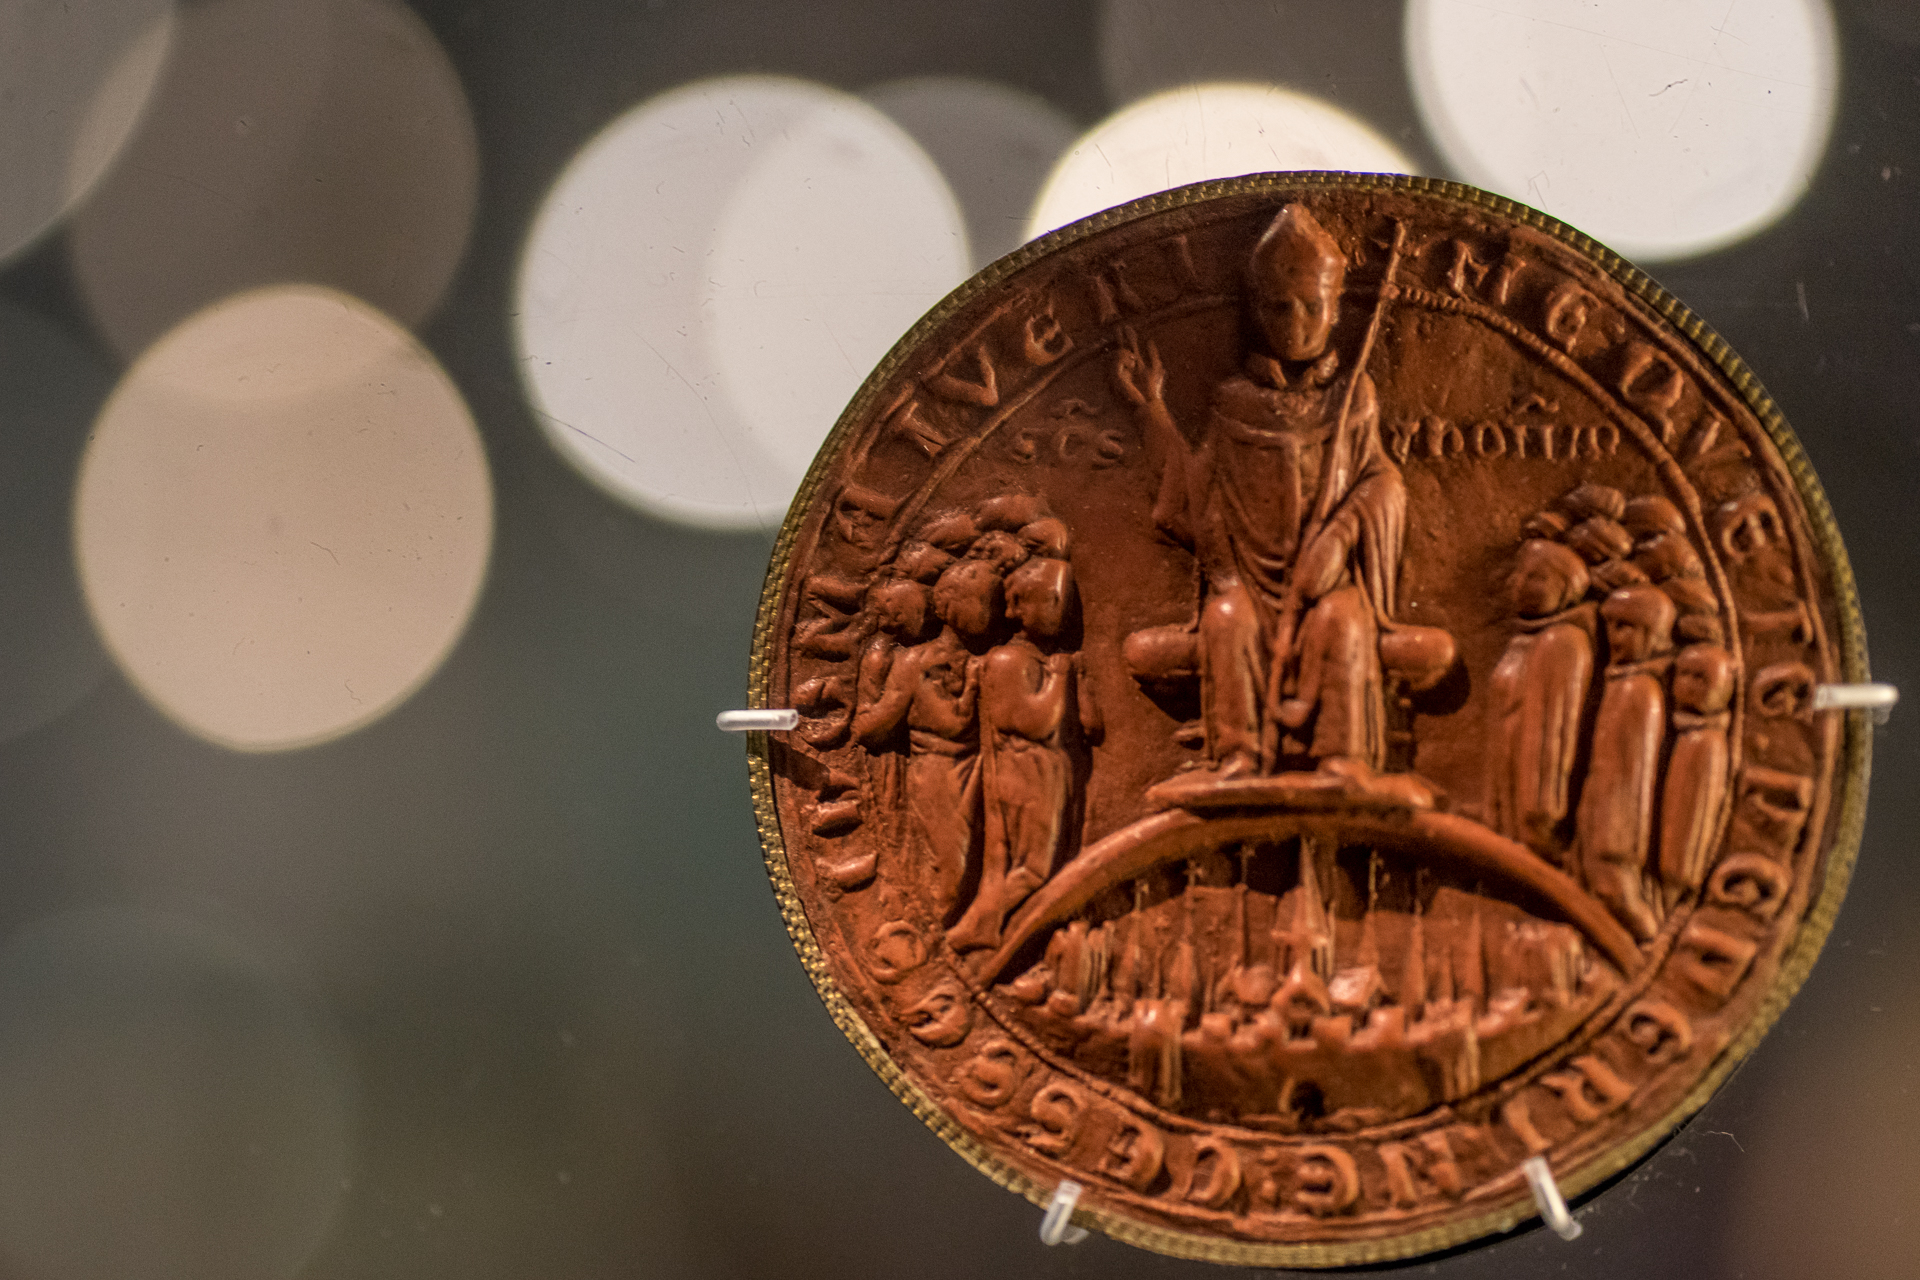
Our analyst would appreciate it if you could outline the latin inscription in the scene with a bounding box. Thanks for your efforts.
[776,195,1840,1246]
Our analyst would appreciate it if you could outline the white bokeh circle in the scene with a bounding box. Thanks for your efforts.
[1027,82,1414,239]
[516,75,971,531]
[863,76,1078,269]
[70,0,479,361]
[75,284,494,753]
[1407,0,1839,261]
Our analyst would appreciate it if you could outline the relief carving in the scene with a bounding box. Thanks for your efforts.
[1576,583,1673,942]
[1114,206,1454,781]
[798,494,1100,952]
[763,184,1849,1259]
[948,553,1095,951]
[1485,539,1593,858]
[1658,644,1735,904]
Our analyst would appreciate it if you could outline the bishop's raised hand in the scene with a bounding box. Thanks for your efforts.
[1112,325,1166,410]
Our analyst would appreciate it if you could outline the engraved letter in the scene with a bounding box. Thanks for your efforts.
[1425,416,1466,458]
[1022,302,1072,366]
[1089,257,1148,322]
[1445,239,1493,296]
[1502,1094,1553,1154]
[904,979,973,1047]
[1542,1055,1634,1123]
[957,1038,1027,1109]
[1009,422,1042,464]
[1100,1118,1167,1191]
[1617,343,1686,444]
[833,483,900,549]
[1519,420,1558,461]
[1544,280,1596,353]
[1054,426,1085,465]
[889,399,954,459]
[1622,1000,1694,1066]
[1681,406,1746,470]
[1734,764,1816,852]
[864,920,927,984]
[1572,423,1619,457]
[1740,600,1812,646]
[794,574,868,658]
[1707,852,1793,921]
[1381,1131,1463,1207]
[1674,919,1760,1002]
[1752,662,1816,721]
[1715,492,1784,564]
[1292,1145,1360,1215]
[930,344,1001,408]
[1487,246,1529,305]
[1023,1080,1084,1156]
[1387,419,1418,464]
[1167,233,1202,290]
[1183,1138,1243,1209]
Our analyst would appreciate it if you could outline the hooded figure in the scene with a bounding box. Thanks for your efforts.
[1657,643,1736,906]
[1486,539,1596,860]
[1576,585,1677,942]
[1116,204,1407,776]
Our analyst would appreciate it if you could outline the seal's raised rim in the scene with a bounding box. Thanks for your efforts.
[744,171,1870,1268]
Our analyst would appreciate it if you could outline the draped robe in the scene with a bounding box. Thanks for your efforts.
[1150,350,1407,768]
[1658,708,1731,899]
[1486,603,1597,859]
[1576,657,1667,942]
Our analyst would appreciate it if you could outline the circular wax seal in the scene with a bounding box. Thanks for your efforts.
[746,173,1868,1266]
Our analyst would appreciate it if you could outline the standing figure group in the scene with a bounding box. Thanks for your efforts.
[1486,484,1734,942]
[850,496,1099,955]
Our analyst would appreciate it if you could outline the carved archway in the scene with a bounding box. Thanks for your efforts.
[983,802,1644,981]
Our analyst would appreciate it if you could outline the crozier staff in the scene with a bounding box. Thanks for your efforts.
[1116,204,1409,776]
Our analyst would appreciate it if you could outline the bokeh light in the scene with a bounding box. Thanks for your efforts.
[70,0,478,360]
[75,284,493,753]
[0,907,352,1280]
[1026,82,1413,239]
[1097,0,1435,175]
[515,74,969,531]
[864,76,1078,269]
[0,0,173,267]
[1407,0,1840,262]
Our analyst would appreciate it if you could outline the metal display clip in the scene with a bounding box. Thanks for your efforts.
[716,709,800,732]
[1812,682,1899,724]
[1039,1180,1090,1247]
[1521,1156,1582,1242]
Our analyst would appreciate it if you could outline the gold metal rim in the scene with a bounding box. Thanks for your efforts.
[745,170,1871,1268]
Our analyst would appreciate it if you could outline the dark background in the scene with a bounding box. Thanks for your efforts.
[0,2,1911,1278]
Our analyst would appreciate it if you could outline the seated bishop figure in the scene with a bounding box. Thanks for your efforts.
[1115,203,1450,780]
